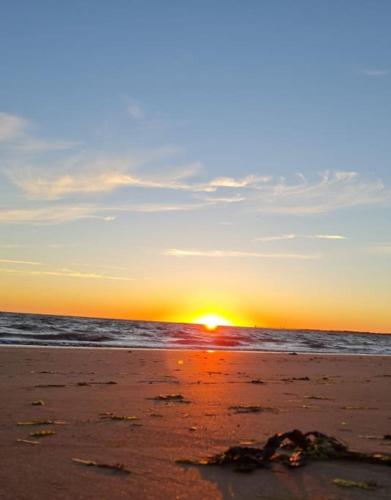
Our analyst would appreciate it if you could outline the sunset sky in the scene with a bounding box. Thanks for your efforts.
[1,1,390,332]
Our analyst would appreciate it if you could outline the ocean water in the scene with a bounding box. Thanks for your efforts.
[0,311,390,355]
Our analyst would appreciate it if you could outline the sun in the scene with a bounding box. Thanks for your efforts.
[194,313,231,331]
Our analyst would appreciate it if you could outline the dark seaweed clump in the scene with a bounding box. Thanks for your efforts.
[177,429,391,473]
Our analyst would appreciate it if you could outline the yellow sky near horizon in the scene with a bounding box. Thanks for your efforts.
[1,268,390,334]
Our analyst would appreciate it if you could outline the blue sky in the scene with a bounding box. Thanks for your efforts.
[0,1,390,331]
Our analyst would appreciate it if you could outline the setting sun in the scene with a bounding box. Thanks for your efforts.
[194,314,232,331]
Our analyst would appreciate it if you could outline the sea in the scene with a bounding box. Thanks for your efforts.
[0,311,390,355]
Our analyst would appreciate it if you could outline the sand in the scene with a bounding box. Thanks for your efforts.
[0,346,390,499]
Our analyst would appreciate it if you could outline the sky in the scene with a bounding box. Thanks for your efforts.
[0,1,390,333]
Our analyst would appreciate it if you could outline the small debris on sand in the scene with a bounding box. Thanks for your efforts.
[305,396,332,401]
[31,400,44,406]
[281,377,310,382]
[99,412,139,421]
[332,478,377,490]
[16,438,39,445]
[77,381,117,386]
[72,458,130,474]
[34,384,66,388]
[30,430,56,437]
[148,394,190,403]
[229,405,277,414]
[341,406,378,410]
[17,420,66,426]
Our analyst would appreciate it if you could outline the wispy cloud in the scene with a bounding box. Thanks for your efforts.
[165,249,320,260]
[188,171,389,214]
[2,170,389,223]
[2,112,391,223]
[131,201,211,213]
[250,171,389,214]
[255,233,347,242]
[7,169,210,200]
[127,101,144,120]
[0,267,133,281]
[0,113,27,141]
[5,152,205,199]
[362,69,389,77]
[0,112,76,152]
[0,258,41,265]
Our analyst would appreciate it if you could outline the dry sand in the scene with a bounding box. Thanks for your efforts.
[0,346,390,499]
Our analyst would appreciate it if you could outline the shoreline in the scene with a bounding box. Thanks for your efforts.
[1,342,391,357]
[1,346,390,499]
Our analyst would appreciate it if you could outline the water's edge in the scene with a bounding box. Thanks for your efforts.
[1,343,390,357]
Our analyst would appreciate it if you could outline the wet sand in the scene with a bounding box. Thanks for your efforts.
[0,346,390,499]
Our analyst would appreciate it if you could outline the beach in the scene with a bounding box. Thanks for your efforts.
[0,346,390,499]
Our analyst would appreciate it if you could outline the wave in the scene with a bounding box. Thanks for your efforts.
[0,312,390,355]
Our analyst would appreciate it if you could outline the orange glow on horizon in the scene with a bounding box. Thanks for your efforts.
[3,274,391,334]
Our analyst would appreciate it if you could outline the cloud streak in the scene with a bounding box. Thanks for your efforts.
[0,206,108,224]
[0,200,219,224]
[0,258,41,265]
[255,234,297,242]
[255,234,347,242]
[165,249,320,260]
[207,175,269,188]
[310,234,347,240]
[0,267,133,281]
